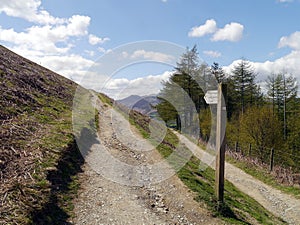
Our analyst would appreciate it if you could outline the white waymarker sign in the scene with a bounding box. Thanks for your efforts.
[204,90,218,104]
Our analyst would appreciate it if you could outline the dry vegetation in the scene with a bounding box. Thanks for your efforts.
[0,45,82,224]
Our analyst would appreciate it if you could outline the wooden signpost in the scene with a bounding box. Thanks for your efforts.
[204,90,218,104]
[204,83,226,203]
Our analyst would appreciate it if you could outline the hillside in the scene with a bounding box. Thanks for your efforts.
[0,45,81,224]
[0,45,293,225]
[117,95,159,115]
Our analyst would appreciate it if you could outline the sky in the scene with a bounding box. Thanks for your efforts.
[1,0,300,99]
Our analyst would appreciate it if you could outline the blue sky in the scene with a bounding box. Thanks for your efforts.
[1,0,300,99]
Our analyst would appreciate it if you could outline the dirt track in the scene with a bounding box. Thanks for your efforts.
[73,102,223,224]
[73,97,300,225]
[177,134,300,225]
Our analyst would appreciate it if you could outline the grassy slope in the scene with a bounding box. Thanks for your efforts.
[112,100,286,224]
[0,45,83,224]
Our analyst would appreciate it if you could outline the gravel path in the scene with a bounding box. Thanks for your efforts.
[177,133,300,225]
[73,102,223,225]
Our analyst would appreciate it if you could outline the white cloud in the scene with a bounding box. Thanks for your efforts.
[277,0,293,3]
[38,54,94,72]
[65,15,90,36]
[0,15,90,54]
[222,31,300,89]
[97,47,112,55]
[0,0,65,24]
[188,19,217,37]
[8,44,95,84]
[251,33,300,82]
[255,50,300,79]
[85,50,95,57]
[88,34,110,45]
[161,0,168,2]
[102,71,173,99]
[188,19,244,42]
[121,51,129,58]
[278,31,300,50]
[98,47,105,53]
[128,50,174,62]
[0,26,69,54]
[224,50,300,86]
[0,0,113,89]
[203,50,221,58]
[211,22,244,42]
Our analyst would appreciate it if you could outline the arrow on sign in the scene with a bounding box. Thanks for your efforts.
[204,90,218,104]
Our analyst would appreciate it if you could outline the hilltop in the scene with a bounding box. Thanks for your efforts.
[117,94,159,115]
[0,45,81,224]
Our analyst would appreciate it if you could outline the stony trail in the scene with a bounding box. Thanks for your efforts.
[177,133,300,225]
[73,101,223,225]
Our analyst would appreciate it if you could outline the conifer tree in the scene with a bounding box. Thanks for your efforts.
[229,59,261,114]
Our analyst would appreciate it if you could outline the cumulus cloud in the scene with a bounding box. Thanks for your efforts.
[122,50,174,63]
[0,15,90,54]
[0,0,111,82]
[278,31,300,50]
[188,19,217,37]
[39,54,94,72]
[98,47,111,54]
[248,32,300,83]
[221,31,300,90]
[255,50,300,79]
[102,71,173,99]
[88,34,110,45]
[0,0,65,24]
[189,19,244,42]
[223,50,300,86]
[203,50,221,58]
[211,22,244,42]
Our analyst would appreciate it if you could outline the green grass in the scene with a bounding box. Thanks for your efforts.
[0,47,84,224]
[2,103,82,224]
[98,92,114,106]
[127,109,287,224]
[28,108,84,224]
[178,156,285,224]
[7,95,84,224]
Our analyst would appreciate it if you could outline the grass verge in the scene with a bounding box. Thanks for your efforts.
[226,154,300,199]
[29,109,84,224]
[123,108,287,224]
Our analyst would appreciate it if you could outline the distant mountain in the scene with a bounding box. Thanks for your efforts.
[117,95,160,115]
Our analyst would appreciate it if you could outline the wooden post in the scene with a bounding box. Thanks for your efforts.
[249,143,252,157]
[215,83,227,203]
[270,148,275,171]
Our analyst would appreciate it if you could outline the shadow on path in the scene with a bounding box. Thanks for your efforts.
[30,125,99,225]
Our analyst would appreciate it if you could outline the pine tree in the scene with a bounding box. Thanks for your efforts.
[157,46,202,133]
[229,59,261,114]
[156,45,216,137]
[266,73,298,139]
[210,62,226,84]
[176,45,199,76]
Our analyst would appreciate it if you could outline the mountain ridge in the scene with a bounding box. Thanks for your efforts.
[117,94,159,115]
